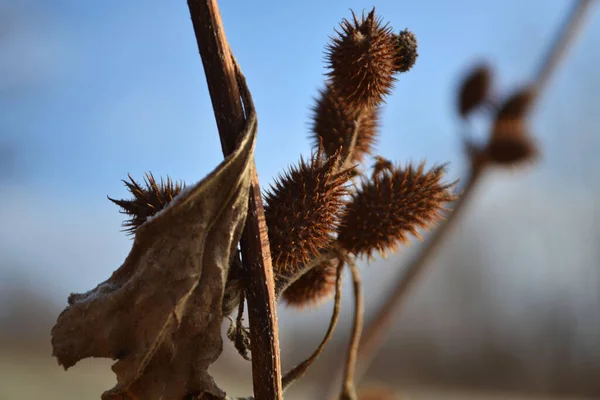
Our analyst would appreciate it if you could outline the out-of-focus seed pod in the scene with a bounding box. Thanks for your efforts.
[487,119,537,165]
[495,87,535,121]
[458,64,492,118]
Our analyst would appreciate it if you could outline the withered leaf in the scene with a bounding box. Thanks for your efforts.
[51,102,257,399]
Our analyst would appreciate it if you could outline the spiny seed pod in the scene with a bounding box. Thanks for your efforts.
[108,172,185,235]
[326,8,397,110]
[496,87,534,121]
[458,64,492,118]
[311,84,380,164]
[264,150,354,273]
[487,120,537,165]
[393,29,418,73]
[282,259,338,308]
[337,160,457,258]
[371,155,394,178]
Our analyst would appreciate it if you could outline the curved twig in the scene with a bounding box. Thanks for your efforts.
[340,258,364,400]
[282,259,346,391]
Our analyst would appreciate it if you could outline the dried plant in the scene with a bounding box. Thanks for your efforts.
[48,1,593,399]
[49,5,451,399]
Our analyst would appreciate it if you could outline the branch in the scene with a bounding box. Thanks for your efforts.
[532,0,594,100]
[187,1,283,399]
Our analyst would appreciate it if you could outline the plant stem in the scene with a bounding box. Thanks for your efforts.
[340,259,364,400]
[187,1,283,399]
[187,0,243,156]
[282,260,345,391]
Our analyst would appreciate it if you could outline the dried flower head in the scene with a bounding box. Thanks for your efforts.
[311,84,380,164]
[487,120,537,165]
[458,64,492,118]
[108,172,185,235]
[282,259,338,308]
[393,29,418,73]
[264,150,354,273]
[337,160,457,258]
[326,8,397,110]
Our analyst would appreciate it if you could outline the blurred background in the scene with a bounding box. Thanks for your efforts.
[1,0,599,399]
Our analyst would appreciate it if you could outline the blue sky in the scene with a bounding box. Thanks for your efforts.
[1,0,599,303]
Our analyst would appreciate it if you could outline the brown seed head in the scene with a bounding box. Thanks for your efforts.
[108,172,185,235]
[487,119,537,165]
[496,87,535,121]
[458,64,492,118]
[326,8,397,110]
[337,160,457,258]
[282,259,338,308]
[311,84,380,164]
[486,87,537,166]
[393,29,418,73]
[264,150,354,273]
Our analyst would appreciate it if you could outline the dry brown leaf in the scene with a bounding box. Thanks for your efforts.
[50,105,257,399]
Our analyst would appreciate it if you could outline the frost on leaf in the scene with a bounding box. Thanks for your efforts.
[50,103,257,399]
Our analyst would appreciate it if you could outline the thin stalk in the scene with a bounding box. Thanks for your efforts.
[340,259,364,400]
[282,260,345,391]
[532,0,594,100]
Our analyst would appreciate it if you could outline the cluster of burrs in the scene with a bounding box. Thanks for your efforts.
[109,8,457,394]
